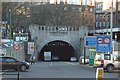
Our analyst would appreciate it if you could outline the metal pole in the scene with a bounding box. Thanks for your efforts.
[9,9,12,57]
[0,2,2,47]
[84,46,86,65]
[94,0,96,35]
[110,0,113,53]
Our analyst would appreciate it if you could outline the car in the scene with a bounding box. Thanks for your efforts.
[0,56,30,72]
[79,56,89,64]
[70,57,77,62]
[94,53,120,72]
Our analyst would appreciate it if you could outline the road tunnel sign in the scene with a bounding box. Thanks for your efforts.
[97,38,103,44]
[96,35,111,52]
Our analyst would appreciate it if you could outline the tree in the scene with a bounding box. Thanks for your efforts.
[31,3,83,26]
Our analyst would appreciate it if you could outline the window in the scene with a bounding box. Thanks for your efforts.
[0,57,6,62]
[6,58,15,62]
[39,27,41,30]
[42,27,44,30]
[96,22,98,27]
[104,54,111,60]
[0,58,2,62]
[113,56,120,61]
[56,27,58,30]
[103,22,105,27]
[95,54,101,60]
[99,22,102,27]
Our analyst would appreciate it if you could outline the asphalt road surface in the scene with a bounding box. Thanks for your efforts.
[1,62,120,80]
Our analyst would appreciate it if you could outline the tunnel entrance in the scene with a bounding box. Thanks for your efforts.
[39,40,75,61]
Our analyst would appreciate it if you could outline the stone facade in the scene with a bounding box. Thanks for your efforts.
[29,25,88,60]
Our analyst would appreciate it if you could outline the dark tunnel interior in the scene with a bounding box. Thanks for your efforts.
[39,40,75,61]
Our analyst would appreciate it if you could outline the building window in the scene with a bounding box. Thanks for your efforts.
[39,27,41,30]
[56,27,58,30]
[100,22,102,27]
[42,27,44,30]
[96,22,98,28]
[107,22,110,28]
[103,22,105,27]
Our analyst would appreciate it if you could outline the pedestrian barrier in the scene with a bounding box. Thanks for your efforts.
[96,68,104,80]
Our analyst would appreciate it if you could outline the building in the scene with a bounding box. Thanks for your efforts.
[94,1,120,42]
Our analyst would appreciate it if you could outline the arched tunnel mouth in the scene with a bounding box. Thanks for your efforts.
[39,40,76,61]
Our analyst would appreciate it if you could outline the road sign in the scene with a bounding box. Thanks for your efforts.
[13,43,20,50]
[96,35,111,52]
[84,36,96,47]
[97,38,103,44]
[104,38,110,44]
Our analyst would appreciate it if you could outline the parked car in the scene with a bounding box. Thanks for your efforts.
[94,53,120,72]
[79,56,89,64]
[0,56,30,72]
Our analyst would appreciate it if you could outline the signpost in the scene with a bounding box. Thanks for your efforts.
[84,36,96,65]
[96,35,111,52]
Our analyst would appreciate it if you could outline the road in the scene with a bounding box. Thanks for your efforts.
[1,62,120,80]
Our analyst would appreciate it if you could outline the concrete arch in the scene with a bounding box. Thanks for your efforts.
[38,40,77,61]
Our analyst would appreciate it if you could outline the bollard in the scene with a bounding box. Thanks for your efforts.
[96,68,104,80]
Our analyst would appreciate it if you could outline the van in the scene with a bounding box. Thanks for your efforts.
[94,53,120,72]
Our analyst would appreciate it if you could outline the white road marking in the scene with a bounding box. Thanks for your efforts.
[50,62,52,66]
[65,62,79,65]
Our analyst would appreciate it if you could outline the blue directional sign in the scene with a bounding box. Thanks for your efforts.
[84,36,96,47]
[96,35,111,52]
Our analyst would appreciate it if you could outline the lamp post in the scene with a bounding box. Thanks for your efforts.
[9,9,12,57]
[110,0,113,54]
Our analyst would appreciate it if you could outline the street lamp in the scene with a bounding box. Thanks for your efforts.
[9,9,12,57]
[110,0,113,54]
